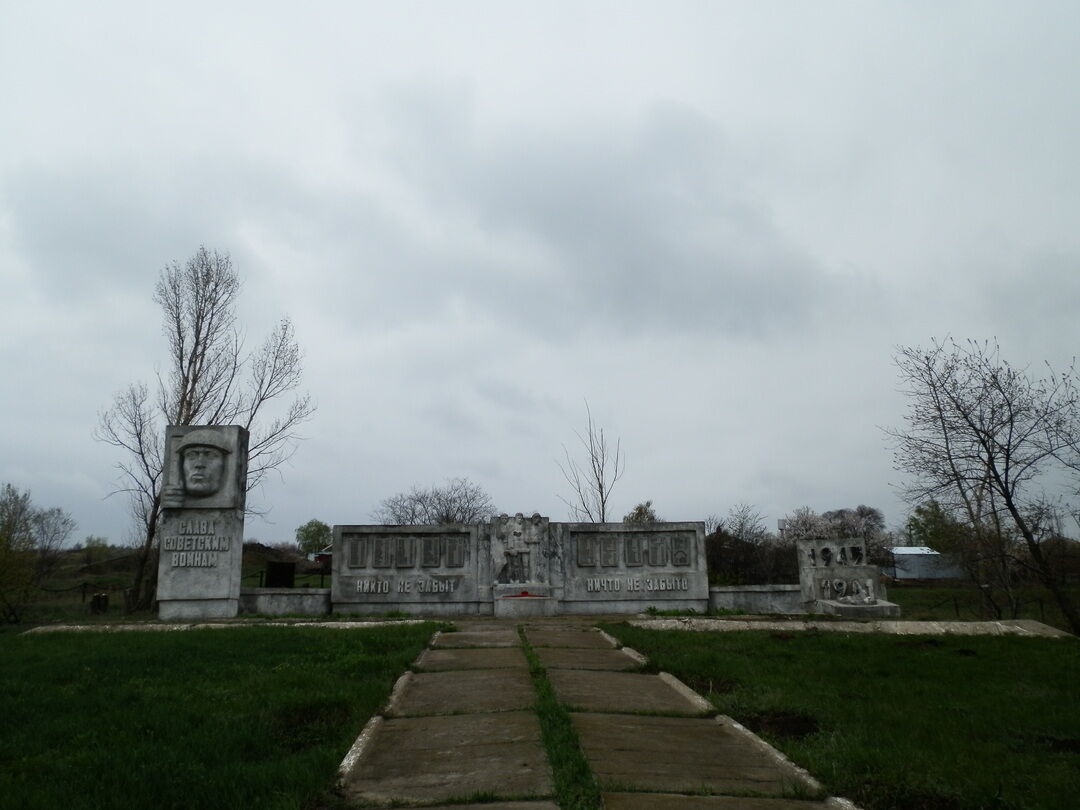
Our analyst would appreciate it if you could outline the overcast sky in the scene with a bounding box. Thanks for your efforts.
[3,2,1080,545]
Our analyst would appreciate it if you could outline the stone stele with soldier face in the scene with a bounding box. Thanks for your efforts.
[157,424,249,620]
[160,426,246,511]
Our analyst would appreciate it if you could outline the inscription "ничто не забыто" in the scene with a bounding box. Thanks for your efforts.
[585,576,689,592]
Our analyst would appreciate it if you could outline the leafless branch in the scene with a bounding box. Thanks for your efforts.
[557,401,625,522]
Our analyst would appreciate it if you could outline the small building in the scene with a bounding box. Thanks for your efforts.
[887,546,963,580]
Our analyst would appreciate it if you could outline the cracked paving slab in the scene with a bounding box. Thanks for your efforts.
[535,646,642,671]
[548,669,711,715]
[341,711,552,805]
[414,647,528,671]
[432,629,521,648]
[575,714,819,796]
[387,669,536,716]
[524,627,618,648]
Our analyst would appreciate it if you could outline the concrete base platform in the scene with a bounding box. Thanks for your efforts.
[495,596,558,618]
[602,793,831,809]
[342,712,552,804]
[574,714,819,795]
[817,599,901,618]
[158,598,238,620]
[387,670,536,716]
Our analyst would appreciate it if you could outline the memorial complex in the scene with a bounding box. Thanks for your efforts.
[154,424,896,620]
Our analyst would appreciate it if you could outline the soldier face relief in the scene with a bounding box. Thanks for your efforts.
[181,446,226,496]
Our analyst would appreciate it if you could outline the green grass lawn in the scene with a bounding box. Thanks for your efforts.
[0,624,438,810]
[518,627,603,810]
[603,623,1080,810]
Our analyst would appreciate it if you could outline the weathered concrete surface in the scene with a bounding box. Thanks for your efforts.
[238,587,331,616]
[524,627,616,648]
[457,620,535,632]
[574,713,818,795]
[433,629,521,647]
[548,669,711,715]
[21,619,429,634]
[495,596,559,618]
[602,793,832,809]
[535,646,640,671]
[415,647,528,670]
[387,670,536,716]
[710,584,806,615]
[630,617,1072,638]
[341,711,551,804]
[817,599,902,619]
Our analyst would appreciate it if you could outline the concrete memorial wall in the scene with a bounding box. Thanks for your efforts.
[558,523,706,614]
[332,516,708,616]
[331,524,486,616]
[156,425,248,620]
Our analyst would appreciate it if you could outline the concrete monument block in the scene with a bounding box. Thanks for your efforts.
[329,517,709,616]
[797,538,900,618]
[156,425,248,620]
[559,522,709,614]
[332,524,487,616]
[490,513,559,617]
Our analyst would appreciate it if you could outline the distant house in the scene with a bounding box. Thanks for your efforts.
[887,546,964,580]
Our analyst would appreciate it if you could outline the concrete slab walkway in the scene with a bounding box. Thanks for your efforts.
[338,618,851,809]
[340,629,554,807]
[522,623,832,809]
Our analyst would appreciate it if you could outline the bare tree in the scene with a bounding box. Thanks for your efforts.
[777,506,830,541]
[703,513,723,536]
[887,338,1080,634]
[32,506,76,581]
[373,477,498,525]
[558,402,625,522]
[725,503,769,544]
[0,484,76,623]
[96,247,314,611]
